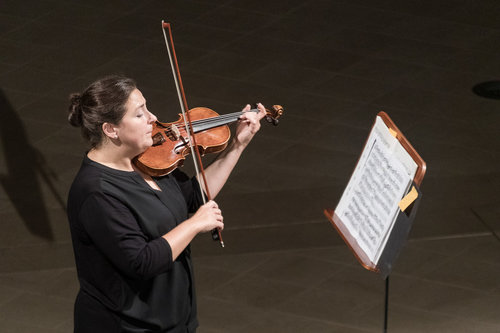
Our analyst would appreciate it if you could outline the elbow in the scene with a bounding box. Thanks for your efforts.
[129,240,173,280]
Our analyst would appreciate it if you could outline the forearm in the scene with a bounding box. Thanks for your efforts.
[201,139,245,198]
[162,219,200,261]
[198,103,264,198]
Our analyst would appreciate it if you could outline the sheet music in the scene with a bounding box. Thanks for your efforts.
[335,116,417,264]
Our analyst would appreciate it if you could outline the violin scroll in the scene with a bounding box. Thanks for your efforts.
[265,105,284,126]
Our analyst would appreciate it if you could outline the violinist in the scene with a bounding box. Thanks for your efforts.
[66,75,266,333]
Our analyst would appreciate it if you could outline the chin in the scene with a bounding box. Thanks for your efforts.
[142,141,153,151]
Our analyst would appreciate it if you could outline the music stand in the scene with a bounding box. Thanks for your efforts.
[324,111,426,332]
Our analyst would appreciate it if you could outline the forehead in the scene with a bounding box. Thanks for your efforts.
[125,88,146,111]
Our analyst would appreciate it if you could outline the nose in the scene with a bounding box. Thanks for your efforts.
[148,110,157,123]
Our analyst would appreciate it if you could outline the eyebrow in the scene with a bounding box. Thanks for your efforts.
[136,100,146,111]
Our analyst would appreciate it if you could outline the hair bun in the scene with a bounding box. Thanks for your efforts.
[68,93,83,127]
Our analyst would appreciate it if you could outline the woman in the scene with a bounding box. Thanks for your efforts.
[67,75,265,332]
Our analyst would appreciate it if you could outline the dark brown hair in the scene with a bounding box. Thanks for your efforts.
[68,75,137,148]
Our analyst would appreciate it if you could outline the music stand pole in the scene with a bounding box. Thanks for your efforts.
[384,275,389,332]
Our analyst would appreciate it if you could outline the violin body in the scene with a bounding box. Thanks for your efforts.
[133,104,284,177]
[134,107,230,177]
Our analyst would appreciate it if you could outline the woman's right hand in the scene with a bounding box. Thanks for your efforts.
[162,200,224,261]
[189,200,224,233]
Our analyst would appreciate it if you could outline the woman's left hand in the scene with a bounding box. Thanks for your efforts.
[202,103,266,198]
[234,103,266,148]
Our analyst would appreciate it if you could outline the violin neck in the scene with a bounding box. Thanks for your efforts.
[192,108,259,133]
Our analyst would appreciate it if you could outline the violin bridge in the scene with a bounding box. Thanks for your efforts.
[167,124,181,141]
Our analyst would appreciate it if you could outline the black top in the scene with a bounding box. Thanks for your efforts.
[67,155,203,333]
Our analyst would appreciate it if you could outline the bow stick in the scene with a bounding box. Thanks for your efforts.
[161,20,224,247]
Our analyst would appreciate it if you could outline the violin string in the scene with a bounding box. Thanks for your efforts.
[162,109,262,137]
[166,114,238,133]
[186,108,260,127]
[170,109,259,131]
[163,115,235,137]
[182,111,242,127]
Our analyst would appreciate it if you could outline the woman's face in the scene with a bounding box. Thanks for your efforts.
[115,88,157,154]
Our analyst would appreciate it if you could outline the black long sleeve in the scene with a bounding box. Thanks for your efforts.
[79,192,173,280]
[67,156,202,332]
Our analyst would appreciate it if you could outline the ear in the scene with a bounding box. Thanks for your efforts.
[102,122,119,140]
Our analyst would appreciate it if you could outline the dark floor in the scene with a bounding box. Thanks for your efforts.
[1,0,499,332]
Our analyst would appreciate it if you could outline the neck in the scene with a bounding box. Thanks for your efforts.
[191,108,259,133]
[87,144,136,171]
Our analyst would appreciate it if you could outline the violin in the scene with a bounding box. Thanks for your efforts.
[133,105,284,177]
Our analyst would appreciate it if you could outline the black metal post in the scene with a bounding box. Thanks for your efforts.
[384,275,389,332]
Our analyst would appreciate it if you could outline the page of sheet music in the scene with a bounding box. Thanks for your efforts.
[335,116,417,264]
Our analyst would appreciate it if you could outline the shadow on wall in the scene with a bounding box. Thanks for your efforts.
[0,88,64,241]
